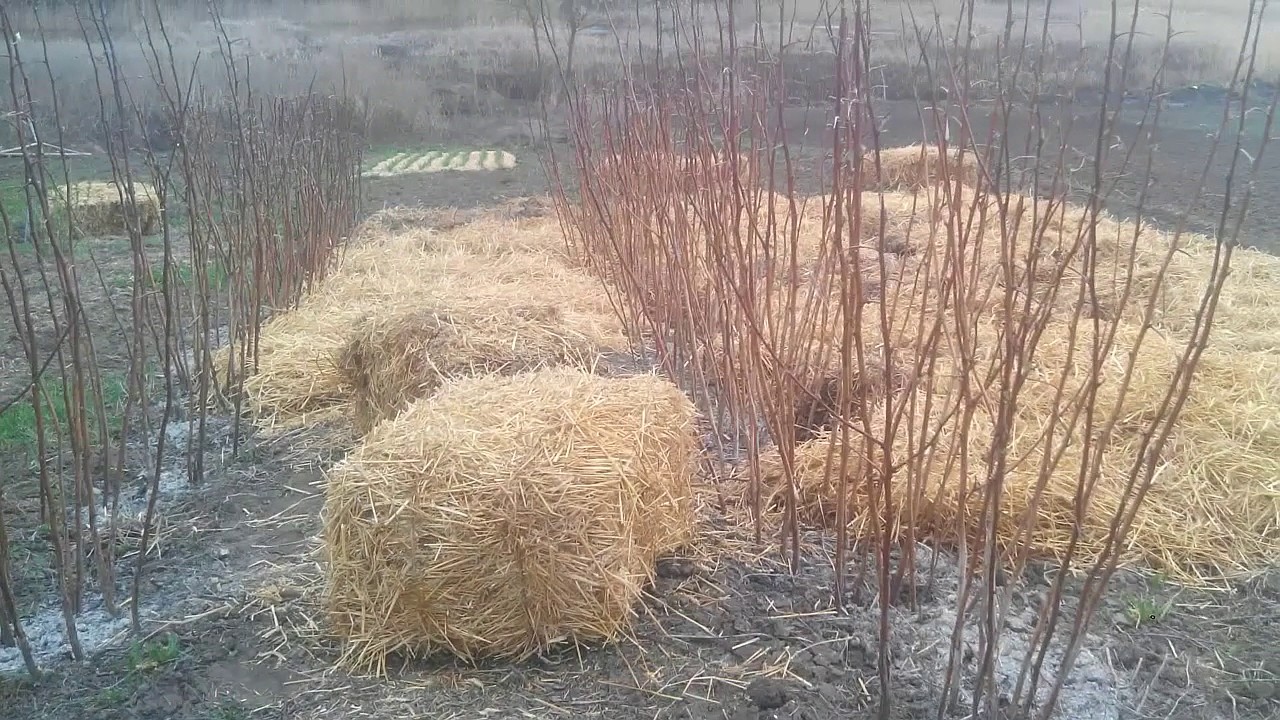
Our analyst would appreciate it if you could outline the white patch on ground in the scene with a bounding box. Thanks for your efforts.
[0,600,132,673]
[363,149,517,177]
[897,544,1125,720]
[0,408,237,676]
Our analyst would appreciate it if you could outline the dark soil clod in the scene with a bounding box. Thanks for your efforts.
[746,677,791,710]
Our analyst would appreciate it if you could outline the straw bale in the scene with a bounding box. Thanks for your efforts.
[322,368,700,672]
[1012,199,1280,347]
[790,358,912,441]
[862,145,985,192]
[1133,235,1280,353]
[852,189,1280,347]
[63,181,160,237]
[336,304,609,434]
[240,213,626,428]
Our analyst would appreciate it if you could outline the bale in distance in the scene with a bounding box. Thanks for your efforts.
[322,368,701,674]
[63,180,160,237]
[336,304,609,434]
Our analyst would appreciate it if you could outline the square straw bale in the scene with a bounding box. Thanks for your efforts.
[63,180,160,237]
[336,304,611,434]
[321,367,701,673]
[233,213,627,429]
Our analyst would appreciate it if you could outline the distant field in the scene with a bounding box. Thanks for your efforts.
[363,149,518,177]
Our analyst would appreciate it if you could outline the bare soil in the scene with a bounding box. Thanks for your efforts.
[2,94,1278,720]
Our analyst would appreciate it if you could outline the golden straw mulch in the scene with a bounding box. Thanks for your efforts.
[236,213,626,429]
[755,316,1280,585]
[336,304,609,434]
[580,144,1280,584]
[322,368,700,673]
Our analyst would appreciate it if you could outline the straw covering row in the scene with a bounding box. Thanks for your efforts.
[225,146,1280,670]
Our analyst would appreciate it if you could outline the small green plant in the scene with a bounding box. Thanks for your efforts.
[0,375,128,453]
[0,671,36,701]
[126,633,181,673]
[143,258,228,291]
[1125,596,1169,628]
[91,685,130,709]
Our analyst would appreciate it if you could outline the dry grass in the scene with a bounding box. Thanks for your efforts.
[572,131,1280,586]
[335,304,610,434]
[60,180,160,237]
[237,212,627,430]
[321,367,700,673]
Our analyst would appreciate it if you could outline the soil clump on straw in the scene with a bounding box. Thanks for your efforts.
[321,367,700,674]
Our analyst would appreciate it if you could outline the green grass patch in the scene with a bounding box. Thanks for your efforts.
[0,158,112,236]
[0,374,128,453]
[205,702,250,720]
[363,143,475,170]
[80,633,183,711]
[126,633,181,673]
[143,258,229,291]
[90,685,130,710]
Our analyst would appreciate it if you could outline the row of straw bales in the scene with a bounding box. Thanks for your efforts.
[336,304,609,434]
[738,170,1280,584]
[230,209,703,671]
[578,142,1277,586]
[231,144,1280,675]
[581,144,1277,586]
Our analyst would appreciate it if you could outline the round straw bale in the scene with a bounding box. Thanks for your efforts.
[336,304,609,434]
[321,368,701,672]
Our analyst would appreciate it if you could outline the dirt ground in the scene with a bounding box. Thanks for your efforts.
[2,94,1279,720]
